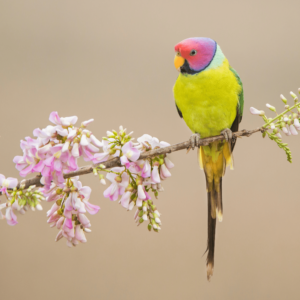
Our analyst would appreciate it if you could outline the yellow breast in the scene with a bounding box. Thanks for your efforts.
[173,59,241,138]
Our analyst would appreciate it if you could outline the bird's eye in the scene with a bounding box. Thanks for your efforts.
[190,50,197,56]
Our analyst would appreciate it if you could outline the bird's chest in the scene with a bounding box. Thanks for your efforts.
[173,69,239,138]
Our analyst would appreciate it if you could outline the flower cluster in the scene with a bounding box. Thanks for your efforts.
[1,112,103,246]
[93,128,174,232]
[13,112,102,190]
[0,175,44,225]
[46,177,99,247]
[250,89,300,162]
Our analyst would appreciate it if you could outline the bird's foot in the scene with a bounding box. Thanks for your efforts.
[189,133,201,150]
[220,128,233,143]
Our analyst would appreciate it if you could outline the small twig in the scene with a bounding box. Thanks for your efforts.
[1,127,263,193]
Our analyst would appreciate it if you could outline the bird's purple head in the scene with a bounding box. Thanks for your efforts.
[174,37,217,74]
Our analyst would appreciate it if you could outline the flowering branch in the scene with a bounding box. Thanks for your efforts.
[1,87,299,247]
[9,127,263,191]
[250,89,300,163]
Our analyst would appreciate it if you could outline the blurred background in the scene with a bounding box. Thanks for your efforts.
[1,0,300,299]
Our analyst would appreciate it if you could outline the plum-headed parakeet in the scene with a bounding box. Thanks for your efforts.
[173,37,244,280]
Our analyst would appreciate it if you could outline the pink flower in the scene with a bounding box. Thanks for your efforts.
[13,137,40,177]
[140,160,151,178]
[136,185,150,207]
[294,119,300,130]
[78,213,91,227]
[119,191,131,209]
[5,207,18,226]
[120,142,140,167]
[83,201,100,215]
[137,134,169,150]
[103,167,129,201]
[0,175,18,189]
[160,164,171,179]
[164,157,174,169]
[75,225,87,243]
[47,203,59,217]
[49,111,78,127]
[151,165,160,183]
[290,125,298,136]
[93,152,110,164]
[138,185,146,200]
[0,175,18,196]
[250,107,264,116]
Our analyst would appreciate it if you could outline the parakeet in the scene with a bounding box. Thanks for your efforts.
[173,37,244,280]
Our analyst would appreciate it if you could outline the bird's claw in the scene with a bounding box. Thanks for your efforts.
[221,128,233,143]
[189,133,201,150]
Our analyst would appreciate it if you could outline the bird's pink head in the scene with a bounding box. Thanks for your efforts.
[174,37,216,74]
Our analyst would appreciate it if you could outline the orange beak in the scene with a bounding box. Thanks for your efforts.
[174,53,185,71]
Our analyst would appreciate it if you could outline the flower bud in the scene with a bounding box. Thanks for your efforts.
[280,94,287,104]
[139,218,144,224]
[290,91,298,100]
[81,119,94,127]
[36,204,43,211]
[152,160,160,167]
[56,188,63,195]
[150,184,157,191]
[148,224,152,231]
[130,193,137,200]
[114,176,122,183]
[285,105,290,109]
[282,127,288,134]
[155,217,161,224]
[290,125,298,135]
[266,103,276,112]
[294,118,300,128]
[136,176,143,186]
[109,149,116,155]
[93,168,98,175]
[154,210,160,217]
[151,205,156,211]
[125,183,134,192]
[250,107,263,115]
[157,183,164,192]
[128,201,135,210]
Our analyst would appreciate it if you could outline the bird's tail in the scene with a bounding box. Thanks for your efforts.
[198,141,233,281]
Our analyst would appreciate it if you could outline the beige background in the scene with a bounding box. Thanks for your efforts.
[1,0,300,299]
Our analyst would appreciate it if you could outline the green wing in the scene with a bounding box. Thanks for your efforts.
[229,67,244,151]
[229,67,244,123]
